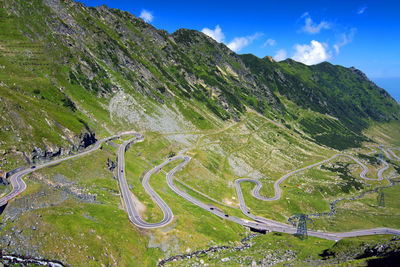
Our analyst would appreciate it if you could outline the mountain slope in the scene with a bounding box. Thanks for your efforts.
[1,0,399,167]
[1,0,400,266]
[240,54,400,149]
[241,55,398,128]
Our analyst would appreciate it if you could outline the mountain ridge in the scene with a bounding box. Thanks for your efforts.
[0,0,399,168]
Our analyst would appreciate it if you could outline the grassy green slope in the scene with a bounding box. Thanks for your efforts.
[1,0,400,266]
[240,54,400,149]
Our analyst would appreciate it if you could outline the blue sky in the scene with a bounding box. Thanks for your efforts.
[80,0,400,100]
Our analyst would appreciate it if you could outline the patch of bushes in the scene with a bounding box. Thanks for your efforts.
[321,163,364,193]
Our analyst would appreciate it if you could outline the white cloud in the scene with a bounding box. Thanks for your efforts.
[357,6,368,14]
[292,40,331,65]
[301,12,310,18]
[273,49,287,61]
[301,14,330,34]
[201,25,225,43]
[334,28,356,54]
[227,33,263,52]
[201,25,262,52]
[140,9,153,23]
[263,38,276,47]
[333,44,339,55]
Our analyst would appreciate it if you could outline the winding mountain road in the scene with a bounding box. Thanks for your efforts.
[2,132,400,241]
[367,144,399,161]
[151,154,400,240]
[388,148,400,160]
[115,138,400,240]
[0,130,138,207]
[235,154,389,204]
[117,135,175,228]
[232,152,392,233]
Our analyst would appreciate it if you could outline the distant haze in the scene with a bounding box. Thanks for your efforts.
[372,77,400,103]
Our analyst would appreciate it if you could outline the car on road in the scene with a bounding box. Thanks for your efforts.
[31,166,36,169]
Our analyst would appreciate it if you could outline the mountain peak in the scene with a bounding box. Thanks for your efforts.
[264,56,275,63]
[349,66,372,82]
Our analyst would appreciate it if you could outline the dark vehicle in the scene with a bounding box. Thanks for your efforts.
[225,214,229,217]
[31,166,36,169]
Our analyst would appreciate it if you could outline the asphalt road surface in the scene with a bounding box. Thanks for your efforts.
[117,135,175,228]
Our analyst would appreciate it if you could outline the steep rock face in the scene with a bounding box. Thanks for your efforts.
[0,170,8,185]
[32,147,63,163]
[30,132,97,163]
[78,132,96,149]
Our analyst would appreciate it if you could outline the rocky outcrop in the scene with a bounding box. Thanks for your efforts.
[265,55,275,63]
[158,234,259,267]
[78,132,97,150]
[313,236,400,265]
[31,132,97,164]
[32,146,63,163]
[106,158,116,171]
[1,255,66,267]
[349,66,373,83]
[0,170,8,185]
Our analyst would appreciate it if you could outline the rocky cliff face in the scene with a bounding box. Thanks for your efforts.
[30,132,97,163]
[0,170,8,185]
[78,132,97,150]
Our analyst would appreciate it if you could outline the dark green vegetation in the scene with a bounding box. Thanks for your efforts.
[358,153,381,165]
[321,162,364,194]
[242,56,400,149]
[1,0,400,266]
